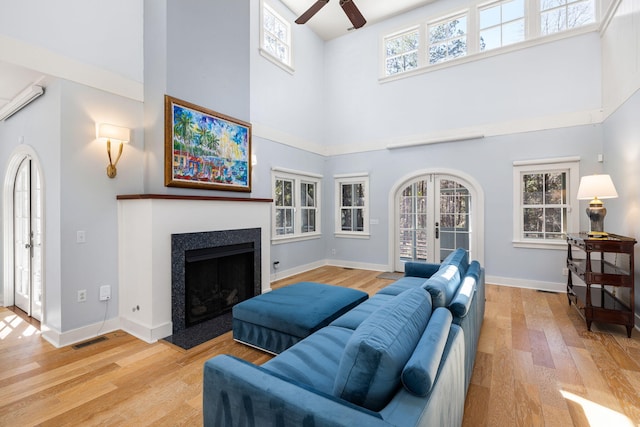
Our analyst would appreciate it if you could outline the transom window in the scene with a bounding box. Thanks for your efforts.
[261,3,293,71]
[272,168,321,242]
[480,0,525,51]
[540,0,595,35]
[428,14,468,64]
[384,28,420,76]
[381,0,597,78]
[513,158,580,248]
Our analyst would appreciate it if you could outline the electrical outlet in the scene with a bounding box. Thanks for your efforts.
[273,261,280,269]
[77,289,87,302]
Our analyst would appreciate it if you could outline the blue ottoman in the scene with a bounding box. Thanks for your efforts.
[232,282,368,354]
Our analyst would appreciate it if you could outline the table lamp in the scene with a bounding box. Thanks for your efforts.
[576,174,618,237]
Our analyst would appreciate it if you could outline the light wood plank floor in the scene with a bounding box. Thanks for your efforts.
[0,266,639,426]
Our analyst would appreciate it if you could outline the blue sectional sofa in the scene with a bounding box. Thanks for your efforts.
[203,248,485,426]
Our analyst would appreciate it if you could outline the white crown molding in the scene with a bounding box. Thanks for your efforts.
[0,35,143,102]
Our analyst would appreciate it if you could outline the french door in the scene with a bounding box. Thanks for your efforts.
[13,157,43,320]
[395,174,472,272]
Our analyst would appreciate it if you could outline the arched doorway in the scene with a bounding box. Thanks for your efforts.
[3,146,45,321]
[390,169,483,272]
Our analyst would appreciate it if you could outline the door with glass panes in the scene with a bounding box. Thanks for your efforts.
[13,157,43,320]
[395,174,471,272]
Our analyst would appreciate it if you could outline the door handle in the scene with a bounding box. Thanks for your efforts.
[435,222,440,239]
[25,243,32,249]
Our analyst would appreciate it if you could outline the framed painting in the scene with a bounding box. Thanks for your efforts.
[164,95,252,192]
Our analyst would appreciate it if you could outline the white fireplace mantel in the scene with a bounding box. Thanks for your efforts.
[117,194,272,343]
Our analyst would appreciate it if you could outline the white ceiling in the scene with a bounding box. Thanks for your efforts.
[281,0,436,40]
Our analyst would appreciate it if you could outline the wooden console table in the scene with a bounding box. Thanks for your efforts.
[566,233,636,337]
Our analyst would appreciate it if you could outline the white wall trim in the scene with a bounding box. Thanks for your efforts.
[255,109,605,157]
[40,317,121,348]
[118,318,173,344]
[270,259,328,283]
[0,34,143,102]
[486,275,565,293]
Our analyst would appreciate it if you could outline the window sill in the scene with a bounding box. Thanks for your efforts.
[271,233,320,245]
[259,48,294,74]
[334,232,371,240]
[512,240,567,250]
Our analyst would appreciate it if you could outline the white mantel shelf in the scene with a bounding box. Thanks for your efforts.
[117,194,272,343]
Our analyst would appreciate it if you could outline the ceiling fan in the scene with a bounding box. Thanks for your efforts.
[295,0,367,30]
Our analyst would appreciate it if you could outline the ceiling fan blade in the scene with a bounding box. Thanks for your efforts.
[339,0,366,29]
[295,0,330,24]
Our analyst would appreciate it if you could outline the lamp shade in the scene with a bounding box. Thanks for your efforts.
[576,174,618,200]
[98,123,130,143]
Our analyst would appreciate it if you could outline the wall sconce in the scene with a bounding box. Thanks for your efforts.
[577,174,618,237]
[97,123,130,178]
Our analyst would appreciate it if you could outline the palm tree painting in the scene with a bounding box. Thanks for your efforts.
[164,95,252,192]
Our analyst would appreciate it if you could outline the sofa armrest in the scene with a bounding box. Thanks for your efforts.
[203,355,391,427]
[404,262,440,278]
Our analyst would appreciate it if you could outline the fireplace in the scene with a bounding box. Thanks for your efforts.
[166,228,261,349]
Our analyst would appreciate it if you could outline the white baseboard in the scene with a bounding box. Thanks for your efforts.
[40,317,121,348]
[270,259,389,284]
[485,275,565,293]
[119,317,172,344]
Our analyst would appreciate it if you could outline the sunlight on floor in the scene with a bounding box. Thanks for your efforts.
[0,313,41,339]
[561,390,634,427]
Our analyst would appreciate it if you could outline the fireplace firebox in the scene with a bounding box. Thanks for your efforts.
[166,228,261,349]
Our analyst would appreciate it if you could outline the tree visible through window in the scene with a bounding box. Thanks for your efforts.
[428,14,467,64]
[274,178,294,235]
[385,28,419,76]
[522,171,567,240]
[541,0,595,35]
[262,3,291,67]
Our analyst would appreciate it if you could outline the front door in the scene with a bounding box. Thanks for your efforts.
[395,174,472,272]
[13,157,43,320]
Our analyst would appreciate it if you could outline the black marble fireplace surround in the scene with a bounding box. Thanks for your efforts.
[164,228,261,349]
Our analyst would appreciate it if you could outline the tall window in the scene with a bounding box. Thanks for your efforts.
[540,0,595,36]
[261,3,292,69]
[428,14,468,64]
[479,0,525,51]
[272,169,321,241]
[384,28,420,76]
[335,174,369,237]
[513,158,580,248]
[274,178,295,236]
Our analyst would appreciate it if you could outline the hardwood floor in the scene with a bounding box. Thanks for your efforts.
[0,266,639,426]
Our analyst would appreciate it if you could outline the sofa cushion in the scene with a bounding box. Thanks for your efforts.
[422,249,469,307]
[332,287,432,411]
[262,325,354,395]
[449,261,481,317]
[376,276,426,297]
[440,248,469,277]
[330,294,394,330]
[401,307,453,396]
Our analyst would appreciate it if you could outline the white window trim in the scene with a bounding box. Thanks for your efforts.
[512,156,580,249]
[260,1,295,74]
[271,167,321,244]
[334,173,370,238]
[379,0,598,82]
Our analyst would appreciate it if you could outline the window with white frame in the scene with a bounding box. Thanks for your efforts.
[384,27,420,76]
[261,3,292,69]
[479,0,525,51]
[428,13,468,65]
[335,174,369,237]
[272,168,321,241]
[540,0,595,36]
[381,0,598,78]
[513,158,580,248]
